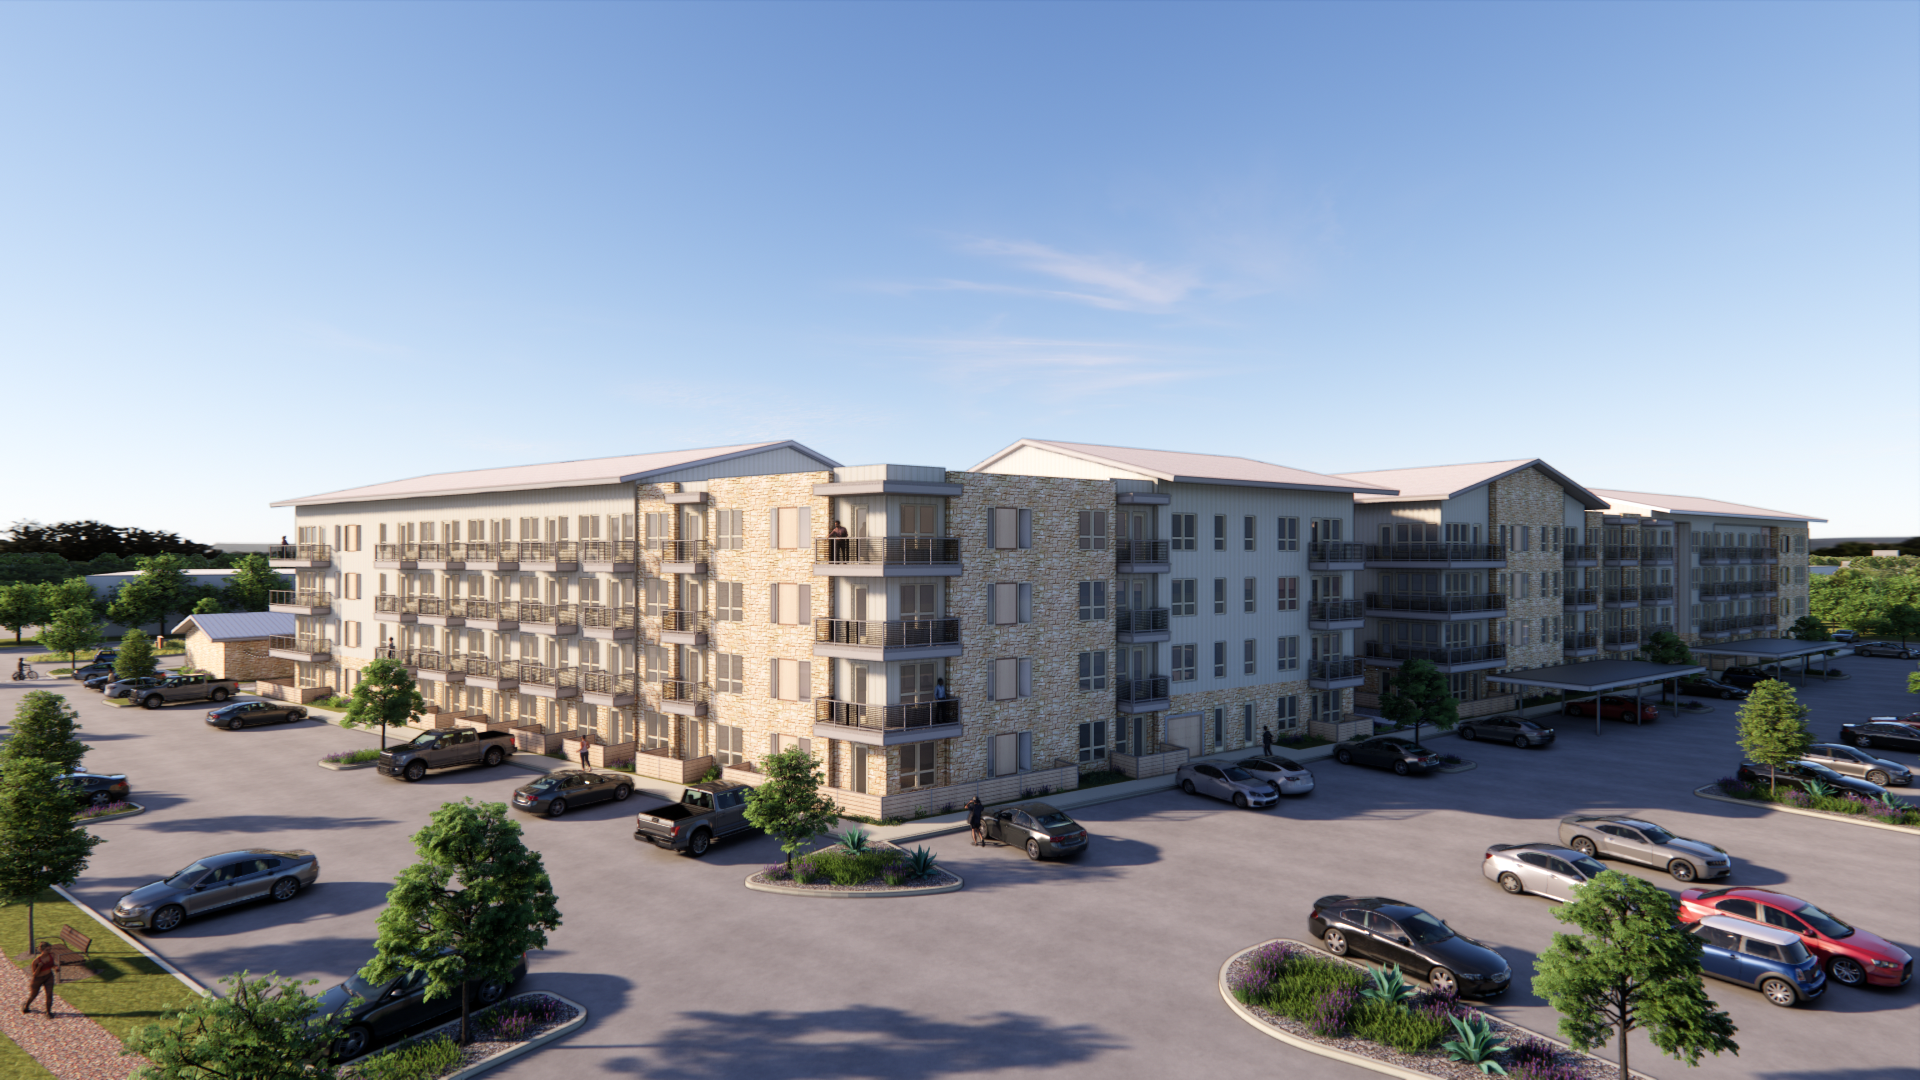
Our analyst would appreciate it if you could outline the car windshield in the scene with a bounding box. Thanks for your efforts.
[1034,812,1075,829]
[1793,901,1854,939]
[165,861,211,887]
[1636,823,1674,844]
[1223,767,1254,782]
[406,732,438,746]
[1401,910,1454,944]
[1570,856,1607,878]
[341,971,390,1000]
[525,778,561,791]
[1403,744,1432,756]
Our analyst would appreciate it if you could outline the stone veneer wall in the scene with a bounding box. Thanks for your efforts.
[1489,467,1572,685]
[188,633,294,682]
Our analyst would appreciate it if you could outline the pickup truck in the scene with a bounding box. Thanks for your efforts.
[121,673,241,709]
[633,782,756,857]
[377,728,515,781]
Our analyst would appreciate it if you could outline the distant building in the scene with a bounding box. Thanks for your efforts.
[171,612,296,682]
[85,568,241,601]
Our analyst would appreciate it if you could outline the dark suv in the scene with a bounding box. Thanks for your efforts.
[1720,666,1779,690]
[317,954,527,1059]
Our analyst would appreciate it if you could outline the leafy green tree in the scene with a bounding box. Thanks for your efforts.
[219,555,287,612]
[107,553,192,635]
[0,755,106,955]
[342,658,426,750]
[115,628,158,681]
[1884,603,1920,646]
[1810,568,1920,639]
[39,605,102,676]
[1908,665,1919,696]
[0,582,49,644]
[1378,658,1459,746]
[743,746,843,867]
[1643,631,1692,702]
[0,553,72,588]
[125,970,345,1080]
[1734,679,1813,793]
[40,577,100,617]
[363,799,561,1045]
[3,691,91,774]
[0,519,216,561]
[192,596,224,615]
[1787,615,1829,642]
[1532,870,1739,1080]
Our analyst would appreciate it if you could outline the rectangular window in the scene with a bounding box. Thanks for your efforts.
[716,582,744,622]
[1243,702,1255,741]
[900,743,937,790]
[1243,639,1256,675]
[716,653,744,694]
[1078,720,1107,763]
[1078,511,1108,550]
[713,724,744,767]
[644,578,669,617]
[1213,578,1227,614]
[715,510,744,550]
[1213,707,1224,747]
[643,645,667,682]
[1276,636,1299,671]
[1276,577,1299,610]
[1171,579,1198,617]
[1213,641,1227,678]
[1276,517,1299,551]
[989,508,1032,550]
[1171,514,1197,551]
[1171,644,1197,681]
[643,512,668,550]
[1243,577,1256,612]
[1243,516,1256,551]
[1078,581,1107,621]
[1213,515,1227,550]
[1078,650,1108,690]
[1276,695,1298,730]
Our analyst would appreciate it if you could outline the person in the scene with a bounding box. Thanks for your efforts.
[577,733,592,767]
[1262,724,1274,757]
[827,519,849,562]
[934,677,947,700]
[21,942,56,1017]
[966,795,984,846]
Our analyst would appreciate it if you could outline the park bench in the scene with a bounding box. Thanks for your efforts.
[50,925,93,980]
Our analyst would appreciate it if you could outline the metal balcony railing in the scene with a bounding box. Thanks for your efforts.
[582,671,637,697]
[580,604,637,630]
[814,537,962,567]
[462,657,521,680]
[412,595,456,617]
[1363,642,1506,666]
[1308,657,1364,680]
[814,697,960,732]
[453,542,518,561]
[374,594,419,615]
[1639,546,1676,562]
[450,598,519,621]
[511,664,575,690]
[1639,584,1675,602]
[1563,588,1597,606]
[1694,613,1777,633]
[1562,545,1599,562]
[516,541,578,562]
[401,648,465,672]
[662,539,709,564]
[267,543,331,561]
[579,541,638,563]
[1603,629,1641,648]
[414,543,458,562]
[1308,599,1366,622]
[516,601,578,626]
[1308,542,1368,563]
[1603,586,1640,604]
[1748,582,1779,597]
[268,635,332,655]
[1117,676,1170,703]
[1364,544,1505,563]
[374,544,417,562]
[661,609,710,634]
[1115,539,1171,565]
[814,617,960,648]
[1603,546,1640,562]
[1563,631,1597,650]
[1363,593,1505,614]
[268,590,331,608]
[660,679,709,706]
[1115,607,1170,633]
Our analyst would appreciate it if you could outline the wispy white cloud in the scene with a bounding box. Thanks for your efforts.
[954,239,1204,312]
[902,335,1207,393]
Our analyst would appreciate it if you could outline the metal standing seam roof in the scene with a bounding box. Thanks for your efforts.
[1332,459,1608,508]
[1590,489,1826,523]
[1489,659,1705,692]
[970,439,1399,495]
[269,440,842,507]
[170,612,296,641]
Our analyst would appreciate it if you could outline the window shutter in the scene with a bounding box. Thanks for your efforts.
[985,736,996,776]
[1018,658,1032,697]
[985,586,996,625]
[1017,583,1032,623]
[798,661,811,700]
[1018,509,1032,549]
[798,737,812,755]
[770,585,780,623]
[1018,731,1032,770]
[986,509,997,549]
[769,509,779,548]
[769,658,780,699]
[799,584,811,622]
[798,507,811,543]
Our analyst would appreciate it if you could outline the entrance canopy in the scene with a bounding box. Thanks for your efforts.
[1495,659,1704,694]
[1687,639,1851,661]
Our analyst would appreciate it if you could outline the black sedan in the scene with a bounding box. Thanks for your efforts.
[1853,641,1918,659]
[318,952,526,1059]
[1840,722,1920,754]
[1736,760,1888,798]
[1457,715,1556,748]
[1334,736,1441,775]
[511,769,633,817]
[62,771,130,808]
[980,801,1090,859]
[1308,895,1512,998]
[205,699,309,730]
[71,662,116,682]
[1720,666,1780,690]
[1673,676,1749,701]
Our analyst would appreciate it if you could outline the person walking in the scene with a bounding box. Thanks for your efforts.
[966,795,985,846]
[21,942,57,1017]
[577,733,592,768]
[1262,724,1274,757]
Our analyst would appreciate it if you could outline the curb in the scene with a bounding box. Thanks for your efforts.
[75,801,146,824]
[745,872,964,899]
[49,884,212,997]
[443,993,589,1080]
[317,759,379,771]
[1436,759,1478,774]
[1693,785,1920,835]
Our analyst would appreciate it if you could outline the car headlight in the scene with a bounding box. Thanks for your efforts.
[1870,958,1900,968]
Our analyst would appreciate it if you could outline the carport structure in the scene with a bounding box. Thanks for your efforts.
[1495,659,1705,736]
[1688,637,1852,683]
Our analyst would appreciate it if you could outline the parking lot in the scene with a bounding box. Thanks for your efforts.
[8,652,1918,1080]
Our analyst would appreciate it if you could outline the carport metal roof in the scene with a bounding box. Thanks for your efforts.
[1492,659,1703,693]
[1686,639,1852,661]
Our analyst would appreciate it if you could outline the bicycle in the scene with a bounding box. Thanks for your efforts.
[11,665,39,681]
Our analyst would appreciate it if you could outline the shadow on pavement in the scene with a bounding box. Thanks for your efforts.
[139,814,402,833]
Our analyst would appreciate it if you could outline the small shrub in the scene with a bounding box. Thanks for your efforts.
[1505,1036,1560,1071]
[905,846,939,877]
[75,800,131,819]
[1359,963,1414,1007]
[323,748,382,765]
[1038,784,1052,796]
[836,827,871,853]
[939,802,955,815]
[1510,1060,1585,1080]
[354,1035,463,1080]
[883,871,903,886]
[1413,987,1470,1021]
[1308,986,1356,1037]
[697,765,721,783]
[911,807,927,820]
[476,994,567,1041]
[760,862,790,881]
[1265,956,1367,1020]
[1350,999,1447,1053]
[1020,787,1034,799]
[791,857,818,884]
[1439,753,1462,765]
[1441,1012,1509,1072]
[1715,775,1753,798]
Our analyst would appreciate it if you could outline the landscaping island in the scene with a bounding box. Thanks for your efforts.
[747,839,961,898]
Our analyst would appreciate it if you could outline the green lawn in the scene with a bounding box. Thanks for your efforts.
[0,891,201,1042]
[0,1034,54,1080]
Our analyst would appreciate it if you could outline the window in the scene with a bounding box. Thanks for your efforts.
[644,512,669,550]
[770,658,813,700]
[1445,523,1475,544]
[1311,518,1343,543]
[770,583,812,625]
[1213,707,1224,747]
[1078,511,1108,550]
[1276,577,1299,610]
[1243,702,1255,741]
[771,507,809,549]
[1078,650,1108,690]
[716,653,744,694]
[1078,720,1107,763]
[1243,639,1256,675]
[1243,577,1256,612]
[1243,516,1256,551]
[1171,644,1197,681]
[1213,515,1227,550]
[717,582,744,622]
[643,645,667,682]
[1171,579,1198,617]
[900,743,936,790]
[1276,517,1299,551]
[643,578,670,617]
[1078,581,1107,621]
[1276,636,1299,671]
[1213,578,1227,614]
[713,724,744,767]
[988,582,1032,624]
[715,510,744,550]
[1276,695,1298,729]
[1213,641,1227,678]
[1171,514,1197,551]
[988,657,1032,700]
[989,508,1031,549]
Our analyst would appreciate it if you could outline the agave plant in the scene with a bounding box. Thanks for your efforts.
[1442,1013,1510,1073]
[906,846,939,876]
[1802,779,1836,800]
[837,827,871,853]
[1875,790,1904,811]
[1359,963,1414,1007]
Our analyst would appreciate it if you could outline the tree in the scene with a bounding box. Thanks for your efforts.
[0,553,73,587]
[1377,658,1459,746]
[1642,631,1692,703]
[363,800,561,1045]
[1787,615,1830,642]
[192,596,224,615]
[1884,603,1920,646]
[219,555,287,612]
[107,553,192,635]
[0,582,49,644]
[1811,537,1920,557]
[3,692,91,775]
[0,520,217,562]
[115,628,158,681]
[1810,568,1920,639]
[742,746,843,867]
[342,659,426,750]
[1532,870,1738,1080]
[1734,679,1813,794]
[39,577,100,618]
[125,970,345,1080]
[39,605,102,677]
[0,755,106,955]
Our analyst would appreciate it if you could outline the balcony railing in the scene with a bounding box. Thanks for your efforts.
[456,542,517,562]
[516,601,578,626]
[402,648,463,672]
[413,595,457,618]
[463,657,521,680]
[814,697,960,732]
[1603,546,1640,562]
[374,594,421,616]
[1563,588,1597,606]
[1603,586,1640,604]
[452,598,519,622]
[1115,607,1170,634]
[415,543,459,562]
[268,635,332,656]
[660,679,709,706]
[374,544,417,562]
[1363,593,1505,614]
[579,541,638,564]
[1308,542,1368,563]
[582,671,637,697]
[1639,584,1675,602]
[516,541,578,562]
[1308,599,1367,622]
[267,543,331,561]
[1117,676,1170,703]
[580,604,637,630]
[1363,641,1507,666]
[814,617,960,648]
[814,537,962,567]
[1309,657,1364,681]
[1694,613,1778,633]
[513,664,576,690]
[1114,539,1170,565]
[1364,544,1505,563]
[1603,629,1641,648]
[1748,582,1779,597]
[1639,546,1676,562]
[268,590,331,608]
[1564,631,1597,651]
[662,540,709,564]
[1562,545,1599,562]
[661,609,710,634]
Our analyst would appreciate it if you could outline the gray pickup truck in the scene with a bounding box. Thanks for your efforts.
[118,673,242,709]
[377,729,515,781]
[634,782,756,856]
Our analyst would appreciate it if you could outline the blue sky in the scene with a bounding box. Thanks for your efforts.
[2,2,1914,543]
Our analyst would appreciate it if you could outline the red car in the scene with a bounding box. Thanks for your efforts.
[1561,696,1659,724]
[1678,886,1913,988]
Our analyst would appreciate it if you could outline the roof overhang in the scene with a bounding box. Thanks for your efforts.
[1492,659,1704,693]
[1687,640,1853,660]
[1595,491,1825,524]
[971,439,1398,496]
[1349,459,1608,509]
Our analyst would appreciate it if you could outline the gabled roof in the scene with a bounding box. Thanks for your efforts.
[971,439,1397,495]
[1333,459,1607,508]
[170,612,296,641]
[270,441,840,507]
[1591,489,1825,523]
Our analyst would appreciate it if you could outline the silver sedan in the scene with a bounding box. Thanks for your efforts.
[1236,755,1315,795]
[111,848,320,933]
[1175,762,1279,808]
[1483,843,1608,902]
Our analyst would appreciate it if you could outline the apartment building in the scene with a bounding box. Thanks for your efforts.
[1328,460,1609,717]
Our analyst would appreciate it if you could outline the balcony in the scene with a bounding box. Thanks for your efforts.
[1562,545,1599,567]
[813,617,962,660]
[1748,581,1779,598]
[459,542,520,571]
[1307,542,1368,571]
[1361,641,1507,672]
[1115,607,1171,643]
[580,541,637,573]
[1639,546,1676,565]
[413,595,464,627]
[1693,613,1778,637]
[1603,586,1640,608]
[267,543,331,569]
[1602,546,1640,566]
[581,670,637,707]
[373,544,418,569]
[518,542,579,573]
[1363,544,1506,569]
[516,601,578,636]
[661,540,709,575]
[462,656,520,691]
[580,604,637,641]
[455,598,519,631]
[1697,547,1736,565]
[813,698,962,746]
[1115,539,1171,575]
[1748,547,1780,565]
[1307,656,1366,689]
[660,609,709,646]
[373,594,417,623]
[416,543,465,570]
[1362,593,1505,620]
[517,663,579,699]
[1563,588,1598,611]
[1116,676,1170,713]
[267,635,332,663]
[1603,629,1641,651]
[267,589,331,615]
[402,648,465,682]
[1563,630,1598,656]
[659,678,708,716]
[1638,584,1675,606]
[813,537,963,577]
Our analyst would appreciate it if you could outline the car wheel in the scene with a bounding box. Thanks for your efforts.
[1867,770,1891,786]
[211,688,229,702]
[89,792,111,808]
[142,695,162,710]
[1562,703,1578,716]
[1571,836,1598,857]
[1393,761,1410,776]
[477,979,508,1005]
[1460,727,1477,741]
[1498,872,1524,895]
[1514,736,1530,749]
[404,760,426,782]
[1026,838,1043,860]
[1232,792,1248,808]
[229,718,244,730]
[687,829,712,857]
[1721,690,1734,700]
[547,799,567,818]
[1828,956,1866,986]
[484,747,504,767]
[1323,928,1349,956]
[336,1025,373,1060]
[270,877,300,902]
[293,710,307,721]
[1429,967,1458,996]
[613,784,631,801]
[1669,859,1697,882]
[1181,780,1197,795]
[1760,977,1798,1007]
[1857,736,1874,750]
[150,905,185,933]
[1335,749,1353,765]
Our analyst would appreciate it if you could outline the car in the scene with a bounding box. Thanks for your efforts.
[1687,916,1826,1007]
[127,673,242,708]
[511,769,634,817]
[205,699,310,730]
[1801,744,1911,787]
[1561,696,1659,723]
[1482,843,1608,902]
[1175,762,1278,807]
[1308,896,1511,998]
[1720,666,1780,690]
[60,770,130,808]
[1829,630,1860,644]
[90,649,118,665]
[1334,736,1442,775]
[1671,676,1749,701]
[634,782,757,855]
[1678,886,1913,988]
[376,728,516,780]
[1852,641,1917,659]
[1235,755,1316,794]
[1736,760,1888,799]
[317,951,527,1059]
[111,848,320,933]
[1557,815,1730,882]
[1840,721,1920,754]
[978,801,1090,859]
[83,671,121,691]
[71,662,117,682]
[1457,715,1557,748]
[102,676,164,699]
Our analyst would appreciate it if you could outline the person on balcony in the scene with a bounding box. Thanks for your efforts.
[934,678,947,700]
[827,520,849,562]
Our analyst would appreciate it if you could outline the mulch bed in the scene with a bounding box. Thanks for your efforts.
[0,948,148,1080]
[748,866,962,893]
[341,993,579,1079]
